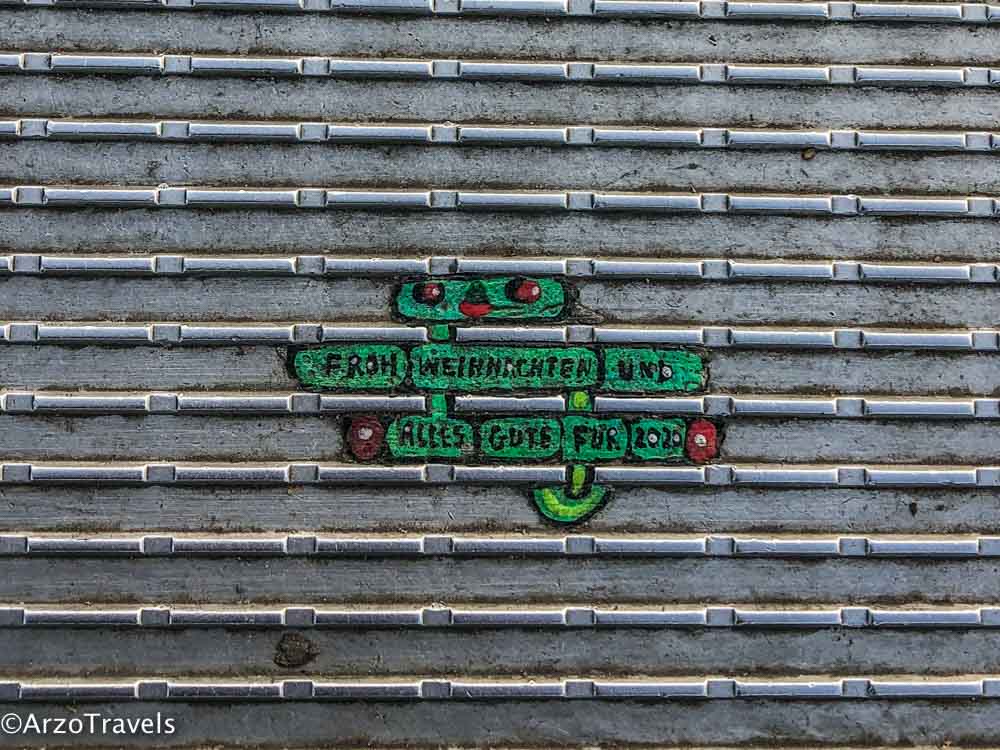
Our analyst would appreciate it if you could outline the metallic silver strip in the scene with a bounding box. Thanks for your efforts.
[22,609,142,626]
[6,534,1000,559]
[729,329,836,348]
[189,57,301,76]
[863,399,976,418]
[37,253,987,281]
[853,2,965,19]
[458,126,569,144]
[734,539,841,556]
[728,261,833,280]
[590,128,702,147]
[865,469,979,486]
[859,262,973,282]
[726,1,829,17]
[329,59,433,78]
[456,191,568,210]
[726,129,831,148]
[188,122,299,141]
[861,331,974,349]
[454,326,568,343]
[593,397,706,415]
[459,0,568,11]
[176,395,293,413]
[867,539,980,557]
[593,681,707,698]
[870,610,982,627]
[457,62,569,80]
[1,187,1000,216]
[325,190,431,208]
[12,120,998,153]
[35,324,153,342]
[13,56,994,87]
[182,257,298,274]
[39,256,157,274]
[6,0,996,21]
[737,680,843,698]
[591,64,702,82]
[5,464,1000,488]
[726,65,831,83]
[856,131,968,150]
[6,324,1000,351]
[46,120,160,139]
[454,258,568,275]
[43,187,157,206]
[731,398,838,416]
[319,395,426,412]
[32,605,983,629]
[453,395,566,413]
[323,258,430,275]
[327,125,432,142]
[31,394,149,412]
[729,195,832,213]
[593,466,705,484]
[26,537,143,554]
[184,189,299,207]
[320,326,428,343]
[452,465,567,483]
[591,193,703,211]
[173,466,291,483]
[731,467,840,486]
[590,260,703,278]
[49,54,162,73]
[867,681,983,698]
[178,325,295,343]
[855,66,968,85]
[592,0,702,16]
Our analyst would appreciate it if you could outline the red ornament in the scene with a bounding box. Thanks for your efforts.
[347,416,385,461]
[685,419,718,463]
[509,278,541,303]
[413,282,444,305]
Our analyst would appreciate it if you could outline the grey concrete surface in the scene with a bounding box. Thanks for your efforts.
[3,11,1000,64]
[9,143,1000,196]
[9,627,1000,678]
[1,4,998,748]
[0,700,998,747]
[0,484,991,533]
[4,276,1000,326]
[3,209,1000,259]
[0,415,991,462]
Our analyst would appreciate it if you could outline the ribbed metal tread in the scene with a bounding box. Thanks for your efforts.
[5,186,1000,216]
[3,533,1000,557]
[3,676,1000,701]
[6,604,1000,628]
[3,321,999,350]
[4,0,999,23]
[5,391,999,418]
[2,0,997,744]
[0,462,995,485]
[3,54,1000,88]
[2,255,997,283]
[5,119,1000,152]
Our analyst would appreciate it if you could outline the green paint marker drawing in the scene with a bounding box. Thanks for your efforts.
[292,276,720,524]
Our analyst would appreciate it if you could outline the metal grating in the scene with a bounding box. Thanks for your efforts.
[1,0,1000,746]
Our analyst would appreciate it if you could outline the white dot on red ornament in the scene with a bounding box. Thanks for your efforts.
[694,434,708,447]
[358,427,374,440]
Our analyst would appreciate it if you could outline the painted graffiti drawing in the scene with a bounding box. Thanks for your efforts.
[291,277,721,523]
